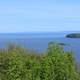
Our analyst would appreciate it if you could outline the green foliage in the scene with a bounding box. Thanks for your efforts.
[66,33,80,38]
[0,43,80,80]
[40,43,79,80]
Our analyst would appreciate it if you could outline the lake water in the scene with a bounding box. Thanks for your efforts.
[0,33,80,63]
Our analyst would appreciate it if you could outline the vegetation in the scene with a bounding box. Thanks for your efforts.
[66,33,80,38]
[0,43,80,80]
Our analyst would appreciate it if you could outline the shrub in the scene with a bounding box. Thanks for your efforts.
[0,43,79,80]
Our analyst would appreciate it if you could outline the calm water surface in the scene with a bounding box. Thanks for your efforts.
[0,33,80,63]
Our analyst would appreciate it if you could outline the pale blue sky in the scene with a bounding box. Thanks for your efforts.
[0,0,80,33]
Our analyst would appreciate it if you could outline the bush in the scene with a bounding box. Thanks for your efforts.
[0,43,79,80]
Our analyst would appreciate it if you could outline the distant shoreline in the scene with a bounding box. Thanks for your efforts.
[66,33,80,38]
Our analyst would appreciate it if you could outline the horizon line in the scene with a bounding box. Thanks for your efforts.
[0,31,80,34]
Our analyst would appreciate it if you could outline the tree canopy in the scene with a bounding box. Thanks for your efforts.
[66,33,80,38]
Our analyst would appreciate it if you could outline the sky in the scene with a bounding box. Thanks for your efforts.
[0,0,80,33]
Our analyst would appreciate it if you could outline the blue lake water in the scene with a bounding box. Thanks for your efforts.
[0,33,80,63]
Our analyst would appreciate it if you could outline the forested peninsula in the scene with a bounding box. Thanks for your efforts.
[66,33,80,38]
